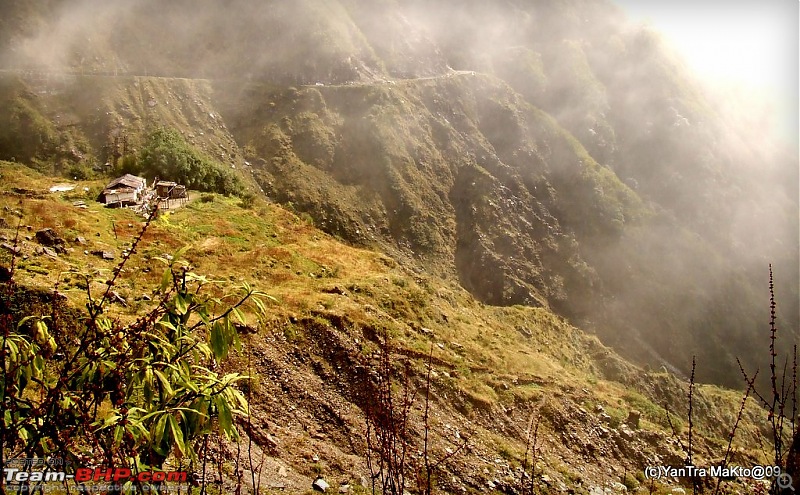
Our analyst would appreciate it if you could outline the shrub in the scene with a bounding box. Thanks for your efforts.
[65,162,94,180]
[0,218,270,493]
[119,127,244,196]
[238,191,257,209]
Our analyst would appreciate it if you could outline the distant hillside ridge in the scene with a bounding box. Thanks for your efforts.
[0,0,796,389]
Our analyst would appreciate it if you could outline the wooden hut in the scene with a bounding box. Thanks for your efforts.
[101,174,146,206]
[155,180,188,209]
[155,180,176,198]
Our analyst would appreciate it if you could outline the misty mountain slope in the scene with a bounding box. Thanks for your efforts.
[214,74,647,312]
[0,0,796,390]
[396,0,797,288]
[1,0,392,84]
[0,73,246,169]
[213,70,794,387]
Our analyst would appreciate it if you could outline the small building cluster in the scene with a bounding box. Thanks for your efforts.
[100,174,188,213]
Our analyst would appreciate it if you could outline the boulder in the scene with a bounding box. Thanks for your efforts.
[1,243,20,255]
[35,228,65,247]
[110,291,128,307]
[312,477,330,493]
[91,250,115,260]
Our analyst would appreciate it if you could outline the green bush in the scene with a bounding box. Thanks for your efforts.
[119,127,244,196]
[65,162,94,180]
[238,191,257,209]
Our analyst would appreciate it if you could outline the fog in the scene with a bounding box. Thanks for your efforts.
[617,0,799,143]
[0,0,797,388]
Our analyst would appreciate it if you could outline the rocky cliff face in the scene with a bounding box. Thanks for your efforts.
[0,0,796,388]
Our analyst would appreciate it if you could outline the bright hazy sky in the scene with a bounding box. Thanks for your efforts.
[615,0,799,142]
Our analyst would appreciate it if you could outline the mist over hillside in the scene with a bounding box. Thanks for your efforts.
[0,0,797,390]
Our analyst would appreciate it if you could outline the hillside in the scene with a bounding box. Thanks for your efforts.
[0,163,787,494]
[0,0,796,389]
[0,0,798,492]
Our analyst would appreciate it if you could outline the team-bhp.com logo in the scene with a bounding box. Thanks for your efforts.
[4,466,188,484]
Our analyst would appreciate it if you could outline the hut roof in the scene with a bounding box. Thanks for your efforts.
[104,174,146,191]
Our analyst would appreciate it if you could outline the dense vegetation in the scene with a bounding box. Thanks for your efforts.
[119,127,244,196]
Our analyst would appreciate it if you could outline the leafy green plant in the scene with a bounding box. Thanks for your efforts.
[0,213,270,493]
